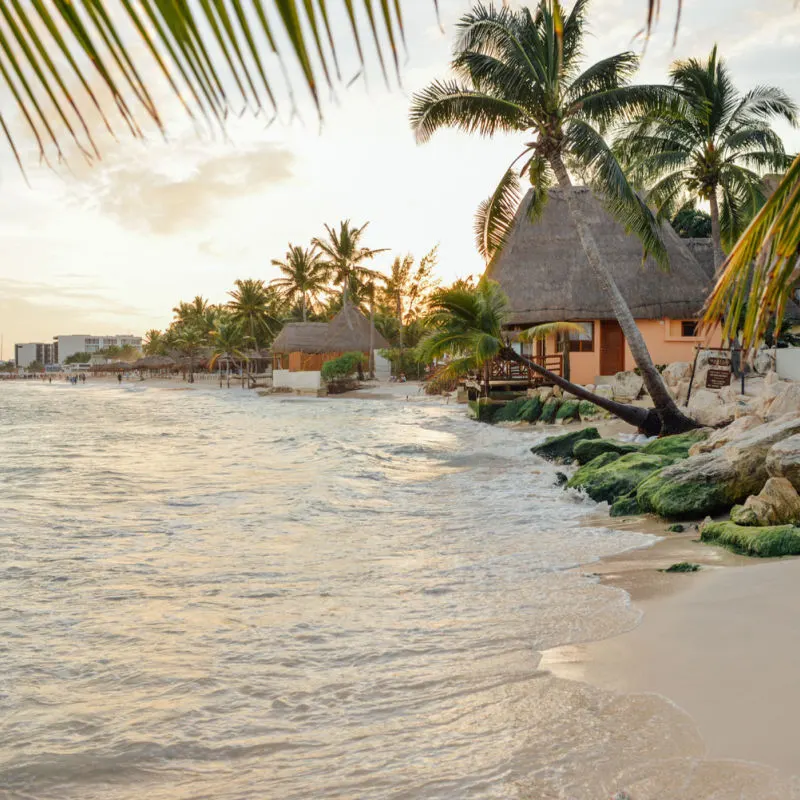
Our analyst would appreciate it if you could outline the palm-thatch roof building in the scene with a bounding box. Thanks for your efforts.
[272,305,389,391]
[487,187,723,384]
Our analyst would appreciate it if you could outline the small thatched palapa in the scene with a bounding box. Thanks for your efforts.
[133,355,177,370]
[271,322,331,355]
[487,187,712,325]
[324,304,389,352]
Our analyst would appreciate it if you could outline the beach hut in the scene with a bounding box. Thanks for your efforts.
[271,306,389,391]
[487,186,723,385]
[132,355,177,375]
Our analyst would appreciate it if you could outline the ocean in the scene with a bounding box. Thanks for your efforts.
[1,381,768,798]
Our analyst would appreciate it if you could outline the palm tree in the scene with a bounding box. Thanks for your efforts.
[410,0,696,435]
[209,320,246,388]
[0,2,683,172]
[143,330,166,356]
[617,46,796,271]
[227,279,281,349]
[519,321,587,383]
[175,325,207,384]
[418,280,662,434]
[270,245,329,322]
[312,221,387,305]
[704,154,800,350]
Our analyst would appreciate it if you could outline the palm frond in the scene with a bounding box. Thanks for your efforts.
[519,321,585,341]
[474,164,522,263]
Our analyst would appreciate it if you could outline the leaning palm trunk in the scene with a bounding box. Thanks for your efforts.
[549,157,697,434]
[499,346,660,435]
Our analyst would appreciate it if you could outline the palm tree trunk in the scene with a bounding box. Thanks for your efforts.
[501,346,661,435]
[549,154,697,435]
[708,189,725,273]
[560,338,571,383]
[369,298,376,379]
[483,361,490,398]
[302,294,307,322]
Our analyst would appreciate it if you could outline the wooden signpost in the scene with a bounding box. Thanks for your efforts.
[705,355,733,390]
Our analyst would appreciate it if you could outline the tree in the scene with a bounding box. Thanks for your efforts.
[703,153,800,350]
[64,351,92,365]
[417,280,663,434]
[175,325,206,384]
[172,296,218,338]
[270,245,329,322]
[143,330,166,356]
[671,207,713,239]
[209,320,246,388]
[312,221,387,305]
[227,279,282,349]
[410,0,695,434]
[379,248,439,352]
[26,360,44,373]
[617,46,796,270]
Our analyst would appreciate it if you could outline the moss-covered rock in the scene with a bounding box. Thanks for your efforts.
[578,400,602,420]
[641,430,710,459]
[518,396,544,423]
[610,493,641,517]
[636,471,731,520]
[493,397,530,423]
[667,523,686,533]
[555,399,580,422]
[539,397,561,424]
[530,427,600,463]
[573,438,641,466]
[469,400,501,423]
[568,452,675,505]
[700,520,800,557]
[663,562,700,572]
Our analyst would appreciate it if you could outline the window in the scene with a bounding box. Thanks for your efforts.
[681,321,698,337]
[559,321,594,353]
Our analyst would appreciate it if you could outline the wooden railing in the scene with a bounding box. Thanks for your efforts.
[484,354,563,383]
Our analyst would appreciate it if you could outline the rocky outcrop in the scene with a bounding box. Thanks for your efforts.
[637,416,800,519]
[700,519,800,557]
[689,415,763,455]
[662,361,691,387]
[573,438,641,465]
[641,430,709,458]
[766,383,800,419]
[765,434,800,489]
[567,452,676,505]
[539,397,561,424]
[730,477,800,526]
[555,399,580,422]
[609,493,641,517]
[531,427,600,463]
[612,371,644,402]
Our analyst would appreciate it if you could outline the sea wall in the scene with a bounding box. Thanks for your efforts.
[273,369,322,392]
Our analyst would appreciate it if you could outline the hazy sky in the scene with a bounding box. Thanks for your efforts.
[1,0,799,356]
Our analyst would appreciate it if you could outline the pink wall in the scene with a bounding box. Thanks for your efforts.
[541,318,723,385]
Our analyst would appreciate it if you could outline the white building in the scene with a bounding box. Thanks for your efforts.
[14,342,58,368]
[54,334,143,364]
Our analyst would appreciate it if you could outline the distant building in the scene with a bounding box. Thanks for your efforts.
[14,342,58,369]
[54,334,142,364]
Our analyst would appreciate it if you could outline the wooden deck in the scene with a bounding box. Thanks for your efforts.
[465,354,563,396]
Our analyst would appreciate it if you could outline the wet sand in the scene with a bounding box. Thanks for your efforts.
[544,518,800,782]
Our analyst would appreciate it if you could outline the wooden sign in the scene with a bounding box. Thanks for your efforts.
[706,360,732,389]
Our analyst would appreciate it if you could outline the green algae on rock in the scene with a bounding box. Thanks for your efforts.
[573,438,641,466]
[567,452,675,505]
[493,397,530,423]
[539,397,561,424]
[641,430,709,459]
[530,427,600,463]
[578,400,602,420]
[519,396,543,423]
[555,399,580,422]
[700,520,800,557]
[609,493,641,517]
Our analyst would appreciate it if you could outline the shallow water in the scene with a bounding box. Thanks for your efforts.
[1,383,796,799]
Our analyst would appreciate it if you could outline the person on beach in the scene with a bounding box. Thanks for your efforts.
[117,373,122,384]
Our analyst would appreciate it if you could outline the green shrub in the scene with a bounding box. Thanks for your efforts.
[322,351,366,382]
[663,562,700,572]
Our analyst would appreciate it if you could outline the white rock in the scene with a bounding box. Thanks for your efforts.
[719,385,749,405]
[754,348,776,375]
[765,370,780,386]
[689,402,741,428]
[766,383,800,419]
[688,388,722,412]
[662,361,691,387]
[731,476,800,526]
[593,384,614,400]
[539,387,554,402]
[612,370,644,402]
[689,414,764,455]
[766,434,800,491]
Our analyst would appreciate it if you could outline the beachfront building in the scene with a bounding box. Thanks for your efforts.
[487,187,722,386]
[55,334,143,364]
[272,305,390,392]
[14,342,58,369]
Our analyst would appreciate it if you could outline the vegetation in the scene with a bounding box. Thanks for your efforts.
[671,208,712,239]
[410,0,695,434]
[26,360,44,373]
[321,352,365,383]
[617,45,796,270]
[663,562,700,573]
[270,246,328,322]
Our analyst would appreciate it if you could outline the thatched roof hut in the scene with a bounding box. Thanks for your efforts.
[325,304,389,352]
[487,187,713,325]
[133,355,177,370]
[272,322,331,355]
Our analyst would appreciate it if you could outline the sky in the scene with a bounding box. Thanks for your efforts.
[1,0,799,357]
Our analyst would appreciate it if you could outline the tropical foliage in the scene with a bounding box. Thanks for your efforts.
[321,351,366,382]
[617,46,796,269]
[270,246,329,322]
[671,207,712,239]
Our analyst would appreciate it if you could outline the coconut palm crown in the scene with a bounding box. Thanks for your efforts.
[271,245,329,322]
[617,45,797,270]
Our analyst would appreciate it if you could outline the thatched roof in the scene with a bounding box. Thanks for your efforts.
[487,187,714,324]
[683,238,715,279]
[325,304,389,352]
[133,355,176,370]
[271,322,331,354]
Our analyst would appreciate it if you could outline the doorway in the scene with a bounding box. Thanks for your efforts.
[600,320,625,375]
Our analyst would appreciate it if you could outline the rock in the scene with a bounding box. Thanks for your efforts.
[687,388,722,413]
[688,415,763,456]
[470,400,501,423]
[673,380,691,406]
[730,477,800,526]
[612,371,644,402]
[700,520,800,557]
[493,397,529,423]
[530,427,600,463]
[765,370,780,386]
[538,387,554,402]
[689,402,743,428]
[667,523,685,533]
[766,434,800,489]
[578,399,602,421]
[610,494,641,517]
[583,384,596,394]
[640,430,710,459]
[573,438,641,465]
[539,397,561,424]
[555,399,580,422]
[551,385,563,398]
[593,384,614,400]
[662,361,692,388]
[567,452,676,506]
[742,377,766,398]
[519,396,543,423]
[554,471,569,486]
[719,385,749,405]
[754,349,776,375]
[766,383,800,419]
[637,415,800,519]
